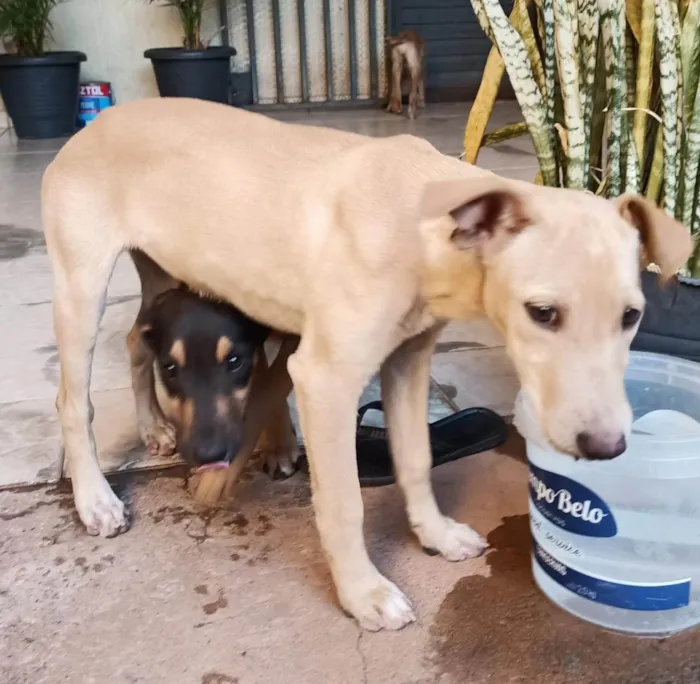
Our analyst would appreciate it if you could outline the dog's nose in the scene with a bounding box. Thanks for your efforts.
[576,432,627,460]
[198,445,231,465]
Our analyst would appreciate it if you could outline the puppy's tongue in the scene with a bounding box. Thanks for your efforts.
[196,461,229,473]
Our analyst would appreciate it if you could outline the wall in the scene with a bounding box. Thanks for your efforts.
[0,0,385,112]
[48,0,227,103]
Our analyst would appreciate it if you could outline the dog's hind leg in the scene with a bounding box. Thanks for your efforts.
[381,326,488,561]
[386,47,404,115]
[126,250,177,458]
[46,206,127,537]
[406,45,421,120]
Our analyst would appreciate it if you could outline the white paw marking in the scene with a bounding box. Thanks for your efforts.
[417,517,488,562]
[263,445,300,479]
[74,474,129,538]
[141,418,177,458]
[340,574,416,632]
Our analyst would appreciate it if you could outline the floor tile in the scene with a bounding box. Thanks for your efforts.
[431,346,519,415]
[0,295,139,404]
[0,387,182,488]
[438,318,505,351]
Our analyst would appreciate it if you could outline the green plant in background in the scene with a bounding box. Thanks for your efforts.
[465,0,700,276]
[0,0,65,56]
[148,0,212,50]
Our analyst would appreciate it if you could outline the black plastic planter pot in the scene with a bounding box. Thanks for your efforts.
[0,51,86,139]
[144,47,236,103]
[632,271,700,362]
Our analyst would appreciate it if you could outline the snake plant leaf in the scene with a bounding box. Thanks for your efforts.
[600,0,627,197]
[553,0,585,187]
[515,0,546,95]
[464,50,506,164]
[681,0,700,126]
[577,0,599,174]
[470,0,557,185]
[464,3,527,164]
[541,0,557,134]
[633,0,655,164]
[683,75,700,231]
[654,0,682,216]
[481,122,531,147]
[625,0,642,43]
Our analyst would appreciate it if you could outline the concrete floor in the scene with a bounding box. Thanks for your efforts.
[2,103,698,684]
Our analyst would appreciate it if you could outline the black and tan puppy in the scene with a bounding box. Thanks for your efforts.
[124,251,299,483]
[140,287,269,471]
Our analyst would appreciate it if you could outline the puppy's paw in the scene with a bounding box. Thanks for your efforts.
[416,516,487,562]
[74,475,130,538]
[340,574,416,632]
[140,418,177,458]
[386,100,402,115]
[261,445,300,480]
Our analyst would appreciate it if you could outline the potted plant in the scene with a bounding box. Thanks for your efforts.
[144,0,236,104]
[0,0,85,139]
[465,0,700,361]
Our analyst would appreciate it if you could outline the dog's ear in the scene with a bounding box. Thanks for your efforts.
[139,322,157,350]
[615,194,692,281]
[421,177,530,256]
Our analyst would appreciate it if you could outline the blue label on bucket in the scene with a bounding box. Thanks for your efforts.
[529,463,618,537]
[533,541,691,611]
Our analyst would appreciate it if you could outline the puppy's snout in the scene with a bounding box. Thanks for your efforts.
[576,431,627,460]
[198,441,233,465]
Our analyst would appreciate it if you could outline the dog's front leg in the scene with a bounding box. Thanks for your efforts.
[381,326,488,560]
[288,334,415,632]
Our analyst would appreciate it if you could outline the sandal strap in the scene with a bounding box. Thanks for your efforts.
[357,400,384,428]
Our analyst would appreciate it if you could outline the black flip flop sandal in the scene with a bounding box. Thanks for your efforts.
[354,400,508,487]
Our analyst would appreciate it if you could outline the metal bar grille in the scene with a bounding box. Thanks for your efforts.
[240,0,384,106]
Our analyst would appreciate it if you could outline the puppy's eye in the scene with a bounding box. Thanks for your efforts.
[622,307,642,330]
[226,354,243,373]
[163,362,178,379]
[525,304,560,329]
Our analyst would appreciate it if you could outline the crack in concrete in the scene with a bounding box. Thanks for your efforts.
[355,628,368,684]
[0,498,64,521]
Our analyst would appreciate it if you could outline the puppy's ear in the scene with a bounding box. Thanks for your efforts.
[615,194,692,281]
[421,177,530,258]
[139,322,157,350]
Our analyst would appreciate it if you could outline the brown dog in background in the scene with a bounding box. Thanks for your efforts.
[386,30,426,120]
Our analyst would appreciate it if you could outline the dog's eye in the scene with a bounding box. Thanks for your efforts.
[525,304,560,329]
[163,362,178,379]
[226,354,243,373]
[622,307,642,330]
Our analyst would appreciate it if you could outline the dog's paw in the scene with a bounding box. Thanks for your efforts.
[261,445,300,480]
[74,475,130,538]
[386,100,402,115]
[340,574,416,632]
[140,418,177,458]
[416,516,488,562]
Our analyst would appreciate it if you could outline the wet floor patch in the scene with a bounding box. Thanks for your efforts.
[0,225,45,260]
[431,515,700,684]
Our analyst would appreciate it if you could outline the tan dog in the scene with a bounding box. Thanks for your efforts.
[42,98,690,632]
[386,29,426,120]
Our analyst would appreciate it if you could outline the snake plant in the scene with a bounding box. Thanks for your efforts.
[466,0,700,276]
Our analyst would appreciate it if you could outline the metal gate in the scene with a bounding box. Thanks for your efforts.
[224,0,387,107]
